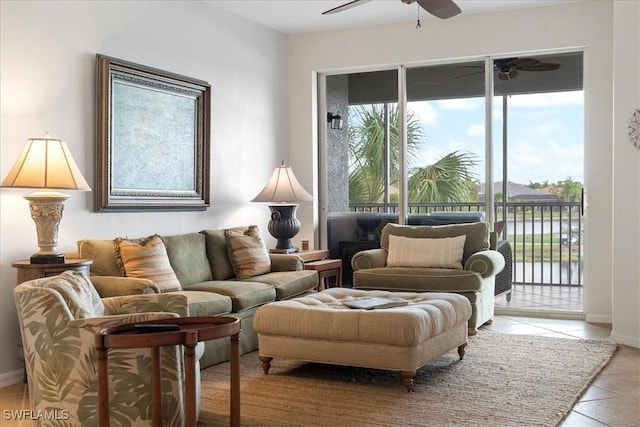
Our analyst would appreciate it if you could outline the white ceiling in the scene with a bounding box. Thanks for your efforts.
[209,0,584,34]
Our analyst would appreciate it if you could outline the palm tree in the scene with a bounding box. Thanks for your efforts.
[348,104,480,205]
[551,177,583,202]
[348,104,422,203]
[408,151,479,203]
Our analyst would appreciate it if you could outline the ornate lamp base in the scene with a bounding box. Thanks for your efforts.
[267,204,301,253]
[24,192,69,264]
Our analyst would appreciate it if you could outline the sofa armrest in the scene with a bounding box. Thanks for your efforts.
[352,248,388,271]
[102,293,189,317]
[464,250,505,278]
[90,276,161,298]
[269,254,304,271]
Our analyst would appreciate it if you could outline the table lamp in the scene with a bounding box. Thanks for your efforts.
[251,161,313,253]
[1,134,91,264]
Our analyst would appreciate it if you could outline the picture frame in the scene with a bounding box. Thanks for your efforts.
[96,54,211,211]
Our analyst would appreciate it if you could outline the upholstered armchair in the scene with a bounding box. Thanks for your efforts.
[13,270,200,427]
[351,222,505,334]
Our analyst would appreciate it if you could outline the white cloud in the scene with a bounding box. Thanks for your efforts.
[548,139,584,156]
[407,102,437,125]
[468,124,485,137]
[438,98,478,111]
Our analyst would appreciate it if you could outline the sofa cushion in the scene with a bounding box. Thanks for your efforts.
[201,228,245,281]
[353,267,483,293]
[381,222,489,264]
[177,290,233,317]
[224,226,271,279]
[42,270,105,318]
[242,270,319,300]
[387,234,466,270]
[77,239,125,277]
[114,235,182,293]
[183,281,275,312]
[160,233,213,286]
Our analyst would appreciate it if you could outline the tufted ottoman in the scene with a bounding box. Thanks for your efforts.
[253,288,472,391]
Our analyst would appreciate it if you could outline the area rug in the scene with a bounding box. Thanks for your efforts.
[197,331,617,426]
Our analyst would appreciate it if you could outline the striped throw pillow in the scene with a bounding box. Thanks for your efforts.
[114,235,182,292]
[224,225,271,279]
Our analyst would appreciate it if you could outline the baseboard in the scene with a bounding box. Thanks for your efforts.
[494,306,586,321]
[0,369,24,388]
[585,313,613,324]
[610,330,640,348]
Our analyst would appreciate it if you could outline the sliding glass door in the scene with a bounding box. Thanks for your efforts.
[320,51,584,311]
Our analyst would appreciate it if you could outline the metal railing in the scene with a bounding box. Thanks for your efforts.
[348,201,583,286]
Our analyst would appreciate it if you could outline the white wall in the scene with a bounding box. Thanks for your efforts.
[288,2,639,343]
[0,1,288,383]
[611,1,640,347]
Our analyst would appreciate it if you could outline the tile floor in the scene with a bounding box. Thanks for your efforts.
[0,316,638,426]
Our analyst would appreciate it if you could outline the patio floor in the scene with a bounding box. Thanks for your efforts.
[495,283,583,312]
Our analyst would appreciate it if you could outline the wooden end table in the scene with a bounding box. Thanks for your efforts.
[304,259,342,290]
[96,316,241,427]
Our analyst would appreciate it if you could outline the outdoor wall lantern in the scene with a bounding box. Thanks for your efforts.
[327,112,343,130]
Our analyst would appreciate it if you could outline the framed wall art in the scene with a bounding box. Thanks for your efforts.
[96,54,211,211]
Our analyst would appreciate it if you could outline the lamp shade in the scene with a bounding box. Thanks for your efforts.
[251,161,312,203]
[1,136,91,191]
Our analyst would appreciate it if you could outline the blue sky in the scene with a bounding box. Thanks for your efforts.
[408,90,584,185]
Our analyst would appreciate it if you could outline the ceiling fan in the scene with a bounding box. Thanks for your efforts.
[322,0,461,20]
[494,58,561,80]
[457,58,562,81]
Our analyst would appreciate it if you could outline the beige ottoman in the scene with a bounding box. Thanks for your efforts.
[253,288,472,391]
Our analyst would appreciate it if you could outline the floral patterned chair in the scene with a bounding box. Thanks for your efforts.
[13,270,200,427]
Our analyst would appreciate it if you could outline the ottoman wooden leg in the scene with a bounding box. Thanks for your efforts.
[458,342,467,360]
[401,370,416,392]
[259,356,273,374]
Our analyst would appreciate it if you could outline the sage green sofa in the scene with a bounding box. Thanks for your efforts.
[72,228,318,368]
[351,222,504,335]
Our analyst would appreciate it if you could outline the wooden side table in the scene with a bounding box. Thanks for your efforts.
[296,249,329,262]
[304,259,342,290]
[96,316,241,427]
[298,249,343,289]
[12,258,93,283]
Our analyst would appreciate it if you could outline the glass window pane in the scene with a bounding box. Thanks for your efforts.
[405,61,486,215]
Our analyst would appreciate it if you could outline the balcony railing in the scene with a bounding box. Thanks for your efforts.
[348,201,583,287]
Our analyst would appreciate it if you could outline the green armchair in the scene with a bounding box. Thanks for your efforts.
[13,270,199,427]
[351,222,505,334]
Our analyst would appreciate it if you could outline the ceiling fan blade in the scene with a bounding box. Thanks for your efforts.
[508,58,540,68]
[521,63,561,72]
[454,70,484,79]
[322,0,371,15]
[416,0,461,19]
